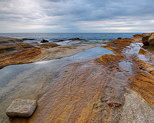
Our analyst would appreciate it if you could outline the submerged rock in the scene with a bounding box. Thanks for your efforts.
[68,38,87,41]
[22,38,35,40]
[56,39,65,42]
[6,99,37,118]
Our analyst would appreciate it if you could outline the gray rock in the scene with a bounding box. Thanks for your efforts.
[6,99,37,117]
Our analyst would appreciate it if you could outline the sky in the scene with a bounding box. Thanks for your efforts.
[0,0,154,33]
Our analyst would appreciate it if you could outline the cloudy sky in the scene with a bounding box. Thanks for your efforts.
[0,0,154,33]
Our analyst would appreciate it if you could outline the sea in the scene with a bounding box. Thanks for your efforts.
[0,33,138,43]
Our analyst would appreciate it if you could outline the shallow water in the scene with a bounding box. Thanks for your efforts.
[0,46,115,122]
[124,42,149,62]
[0,47,114,97]
[119,60,134,74]
[0,47,114,88]
[124,43,143,55]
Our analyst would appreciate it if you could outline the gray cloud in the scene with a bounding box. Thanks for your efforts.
[0,0,154,32]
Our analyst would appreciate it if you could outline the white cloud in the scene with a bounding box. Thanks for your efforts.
[0,0,154,32]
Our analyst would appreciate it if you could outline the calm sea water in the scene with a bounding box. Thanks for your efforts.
[0,33,137,42]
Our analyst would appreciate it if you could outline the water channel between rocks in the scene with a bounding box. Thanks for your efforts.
[0,47,115,88]
[0,46,115,122]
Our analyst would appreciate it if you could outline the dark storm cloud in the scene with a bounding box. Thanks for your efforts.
[0,0,154,32]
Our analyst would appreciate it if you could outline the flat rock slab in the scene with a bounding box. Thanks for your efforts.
[6,99,37,118]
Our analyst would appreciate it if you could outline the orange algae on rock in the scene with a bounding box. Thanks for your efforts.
[2,33,154,123]
[131,70,154,106]
[0,48,41,66]
[107,39,133,49]
[96,54,124,65]
[131,56,154,106]
[101,46,121,55]
[138,48,147,55]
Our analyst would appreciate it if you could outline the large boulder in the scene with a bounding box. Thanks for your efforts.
[142,32,154,46]
[6,99,37,118]
[68,38,87,41]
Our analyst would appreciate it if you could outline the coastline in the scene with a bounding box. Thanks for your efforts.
[0,33,154,123]
[0,37,95,69]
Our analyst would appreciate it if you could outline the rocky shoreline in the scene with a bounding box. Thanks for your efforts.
[0,33,154,123]
[0,37,94,69]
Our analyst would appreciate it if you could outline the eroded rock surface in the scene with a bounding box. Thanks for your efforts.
[0,34,154,123]
[0,37,94,68]
[6,99,37,118]
[119,89,154,123]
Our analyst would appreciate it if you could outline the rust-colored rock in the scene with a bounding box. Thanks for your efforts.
[107,39,133,49]
[1,34,154,123]
[133,34,142,38]
[0,47,41,67]
[106,100,122,108]
[96,54,124,65]
[131,70,154,106]
[39,43,59,48]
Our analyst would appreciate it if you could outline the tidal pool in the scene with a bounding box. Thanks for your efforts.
[0,47,115,88]
[0,47,114,122]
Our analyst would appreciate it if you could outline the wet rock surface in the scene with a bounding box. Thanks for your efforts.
[22,38,35,41]
[0,37,94,68]
[40,39,49,43]
[0,33,154,123]
[68,38,87,41]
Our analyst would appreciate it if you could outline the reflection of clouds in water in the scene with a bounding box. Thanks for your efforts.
[124,43,143,55]
[119,61,133,74]
[34,61,50,64]
[0,47,115,87]
[71,47,115,62]
[138,54,148,61]
[56,40,80,46]
[124,42,149,62]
